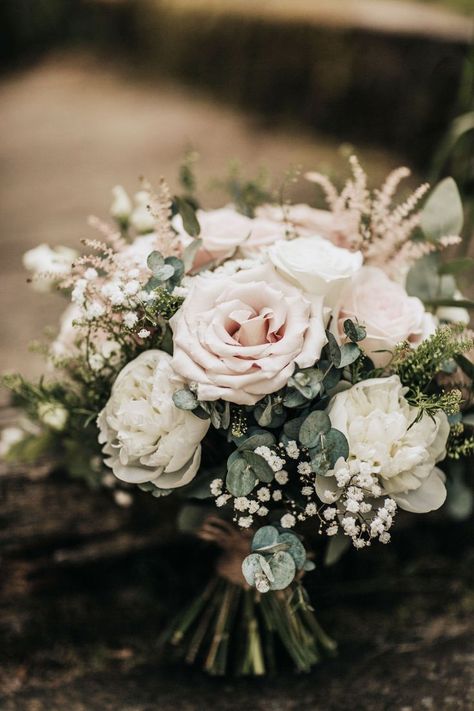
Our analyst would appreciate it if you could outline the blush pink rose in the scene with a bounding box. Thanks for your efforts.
[173,207,286,269]
[256,204,358,248]
[332,266,436,368]
[170,263,328,405]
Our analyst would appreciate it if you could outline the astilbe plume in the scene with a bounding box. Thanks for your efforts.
[305,157,460,280]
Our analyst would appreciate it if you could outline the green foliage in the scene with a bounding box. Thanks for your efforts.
[146,251,184,292]
[420,177,463,241]
[215,161,272,217]
[174,195,201,237]
[393,325,474,394]
[242,526,312,592]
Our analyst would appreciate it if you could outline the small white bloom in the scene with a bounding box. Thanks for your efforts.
[285,440,300,459]
[272,490,283,502]
[210,478,223,496]
[280,513,296,529]
[110,185,132,221]
[257,487,270,502]
[124,280,140,296]
[234,497,250,512]
[345,498,360,514]
[85,301,105,320]
[305,502,317,516]
[327,524,339,536]
[248,500,260,514]
[257,506,269,517]
[297,462,312,476]
[379,532,391,544]
[84,267,98,280]
[23,244,77,292]
[275,469,289,485]
[323,507,337,521]
[138,329,151,339]
[123,311,138,329]
[89,353,104,372]
[130,191,155,234]
[216,494,231,507]
[38,403,68,431]
[301,486,313,496]
[238,515,253,528]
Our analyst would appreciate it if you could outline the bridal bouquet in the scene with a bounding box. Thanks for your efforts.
[3,156,474,675]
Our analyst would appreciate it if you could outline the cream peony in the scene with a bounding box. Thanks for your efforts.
[319,375,449,513]
[97,350,209,490]
[173,207,287,269]
[268,235,362,306]
[256,203,358,247]
[23,244,77,292]
[170,262,327,405]
[333,266,436,368]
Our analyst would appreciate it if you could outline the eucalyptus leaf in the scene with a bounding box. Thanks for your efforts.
[324,532,351,566]
[251,525,280,551]
[283,415,307,441]
[241,450,274,483]
[175,195,201,236]
[343,319,367,343]
[326,331,342,367]
[242,553,267,587]
[338,343,361,368]
[312,428,349,468]
[278,532,306,570]
[438,257,474,276]
[237,430,276,451]
[153,264,176,282]
[226,457,257,496]
[147,250,164,272]
[182,238,202,271]
[421,177,463,241]
[268,550,296,590]
[283,388,308,408]
[172,388,198,410]
[299,410,331,448]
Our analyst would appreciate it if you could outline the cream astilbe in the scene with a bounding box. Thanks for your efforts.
[305,157,460,280]
[141,177,182,258]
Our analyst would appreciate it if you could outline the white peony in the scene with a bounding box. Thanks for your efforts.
[23,244,77,292]
[318,375,449,513]
[268,236,362,307]
[97,350,210,490]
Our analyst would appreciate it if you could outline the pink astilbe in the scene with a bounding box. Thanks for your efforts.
[141,178,181,258]
[305,157,460,280]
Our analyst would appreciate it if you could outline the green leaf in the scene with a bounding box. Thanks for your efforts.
[182,238,202,271]
[268,551,296,590]
[326,331,342,367]
[343,319,366,343]
[172,388,198,410]
[438,257,474,276]
[454,354,474,380]
[147,250,164,272]
[242,553,267,587]
[153,264,175,282]
[252,525,280,551]
[312,428,349,468]
[421,177,463,241]
[324,533,351,566]
[283,415,306,441]
[338,343,361,368]
[175,195,201,236]
[278,532,306,570]
[237,430,276,451]
[299,410,331,448]
[425,298,474,309]
[241,450,274,483]
[226,457,257,496]
[282,388,307,408]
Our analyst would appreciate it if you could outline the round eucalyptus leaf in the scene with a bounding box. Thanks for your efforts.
[343,319,366,343]
[283,415,306,441]
[326,331,342,367]
[312,428,349,468]
[147,250,164,272]
[268,551,296,590]
[252,525,280,552]
[278,532,306,570]
[242,553,266,587]
[338,343,361,368]
[238,430,276,451]
[242,450,274,483]
[226,457,256,496]
[283,388,308,408]
[299,410,331,448]
[172,388,198,410]
[153,264,176,282]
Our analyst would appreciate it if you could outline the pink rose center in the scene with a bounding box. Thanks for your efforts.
[227,307,284,347]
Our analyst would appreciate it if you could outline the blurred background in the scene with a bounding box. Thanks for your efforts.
[0,2,473,709]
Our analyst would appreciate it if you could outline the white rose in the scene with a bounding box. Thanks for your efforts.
[268,235,363,306]
[318,375,449,513]
[23,244,77,292]
[110,185,132,221]
[97,350,210,490]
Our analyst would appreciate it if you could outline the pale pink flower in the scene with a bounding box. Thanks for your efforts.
[332,266,436,368]
[256,203,358,248]
[170,263,327,405]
